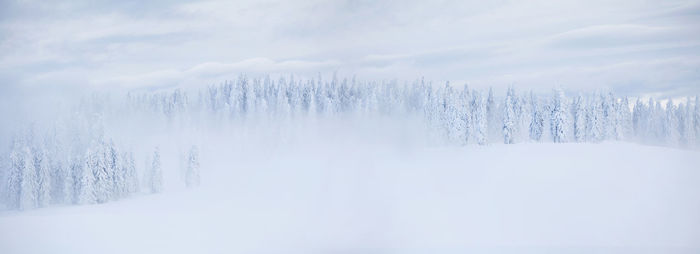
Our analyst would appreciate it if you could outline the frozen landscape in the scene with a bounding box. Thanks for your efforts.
[1,140,700,254]
[1,0,700,253]
[1,79,700,254]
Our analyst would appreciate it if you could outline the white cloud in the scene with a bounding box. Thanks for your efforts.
[1,0,699,97]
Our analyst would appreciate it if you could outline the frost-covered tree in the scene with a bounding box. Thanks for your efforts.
[78,149,97,205]
[486,87,499,140]
[185,145,201,187]
[6,139,24,209]
[93,142,112,203]
[104,141,122,199]
[695,96,700,145]
[601,92,617,140]
[18,146,38,210]
[125,152,139,195]
[664,100,679,146]
[62,157,78,204]
[678,101,693,147]
[503,87,517,144]
[550,89,569,143]
[572,95,586,142]
[529,92,544,142]
[149,148,163,194]
[115,151,129,199]
[586,95,603,142]
[619,97,633,140]
[471,90,487,145]
[35,147,51,208]
[632,99,647,139]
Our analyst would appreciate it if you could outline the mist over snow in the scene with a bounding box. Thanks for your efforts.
[2,0,700,254]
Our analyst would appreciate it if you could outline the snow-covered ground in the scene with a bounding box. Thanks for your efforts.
[1,142,699,254]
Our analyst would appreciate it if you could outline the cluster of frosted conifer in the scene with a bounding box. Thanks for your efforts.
[3,132,200,211]
[128,76,700,147]
[4,76,699,211]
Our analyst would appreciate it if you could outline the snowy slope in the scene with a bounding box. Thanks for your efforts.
[1,142,699,254]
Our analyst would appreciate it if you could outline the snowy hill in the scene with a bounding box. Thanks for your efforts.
[2,142,698,254]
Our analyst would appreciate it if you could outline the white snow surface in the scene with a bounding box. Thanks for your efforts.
[1,138,699,254]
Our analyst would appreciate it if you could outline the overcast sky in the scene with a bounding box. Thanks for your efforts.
[1,0,699,97]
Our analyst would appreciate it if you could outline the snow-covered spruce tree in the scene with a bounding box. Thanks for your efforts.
[503,87,517,144]
[115,151,129,199]
[601,92,616,140]
[694,96,700,145]
[125,151,139,195]
[6,139,24,209]
[78,149,96,205]
[486,87,499,141]
[620,97,633,140]
[550,89,569,143]
[572,95,586,142]
[664,100,679,146]
[517,92,532,142]
[150,148,163,194]
[651,98,665,142]
[62,157,77,205]
[529,92,544,142]
[35,147,51,208]
[632,98,647,140]
[18,146,38,210]
[105,141,123,199]
[93,142,112,203]
[586,95,603,142]
[458,87,472,145]
[677,102,693,147]
[471,90,488,145]
[185,145,200,188]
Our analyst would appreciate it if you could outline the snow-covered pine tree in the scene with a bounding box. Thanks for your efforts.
[685,97,697,147]
[529,92,544,142]
[651,98,665,142]
[664,100,679,146]
[35,147,51,207]
[93,142,112,203]
[18,146,38,210]
[62,157,77,204]
[6,138,23,209]
[486,87,499,141]
[105,141,122,199]
[115,151,129,199]
[677,102,692,147]
[126,151,139,195]
[503,87,517,144]
[695,96,700,146]
[620,97,633,140]
[572,95,586,142]
[611,96,624,140]
[471,90,488,145]
[78,149,96,205]
[150,147,163,193]
[601,92,616,140]
[458,87,471,145]
[632,98,646,139]
[550,89,569,143]
[185,145,200,188]
[517,92,531,142]
[586,95,603,142]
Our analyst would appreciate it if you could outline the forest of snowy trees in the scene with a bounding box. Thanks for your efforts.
[2,75,700,211]
[126,76,699,146]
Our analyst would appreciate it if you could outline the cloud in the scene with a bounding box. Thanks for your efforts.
[93,58,341,89]
[1,0,699,97]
